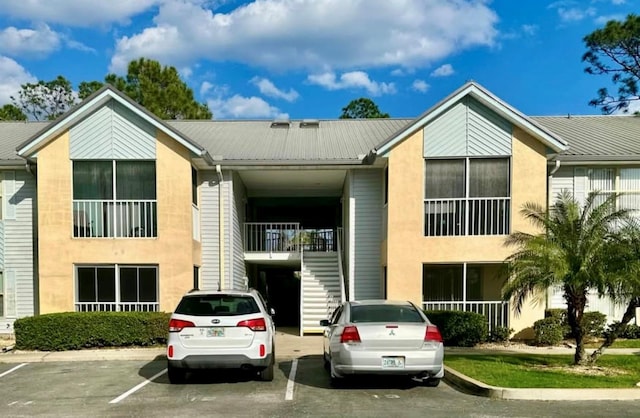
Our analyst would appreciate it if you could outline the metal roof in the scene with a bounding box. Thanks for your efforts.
[0,121,48,161]
[2,112,640,165]
[532,115,640,162]
[167,119,411,162]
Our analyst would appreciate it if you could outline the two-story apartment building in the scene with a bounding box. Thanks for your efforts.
[0,82,637,337]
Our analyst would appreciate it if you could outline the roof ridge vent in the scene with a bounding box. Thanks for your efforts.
[300,119,320,128]
[271,117,290,128]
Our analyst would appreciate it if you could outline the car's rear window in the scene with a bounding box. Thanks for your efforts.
[175,295,260,316]
[350,304,424,323]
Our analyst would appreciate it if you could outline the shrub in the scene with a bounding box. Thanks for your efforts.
[533,317,564,346]
[543,309,607,339]
[488,326,513,343]
[424,310,488,347]
[582,311,607,338]
[606,322,640,339]
[14,311,170,351]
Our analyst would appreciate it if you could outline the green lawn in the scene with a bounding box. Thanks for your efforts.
[445,354,640,388]
[584,339,640,349]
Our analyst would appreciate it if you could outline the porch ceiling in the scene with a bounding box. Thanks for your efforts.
[239,169,346,197]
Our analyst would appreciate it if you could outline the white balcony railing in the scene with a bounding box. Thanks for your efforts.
[423,301,509,332]
[244,222,301,252]
[424,197,510,236]
[75,302,159,312]
[73,200,157,238]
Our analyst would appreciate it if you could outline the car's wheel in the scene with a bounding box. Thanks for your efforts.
[424,377,441,387]
[167,365,186,384]
[329,359,345,388]
[259,348,275,382]
[259,363,274,381]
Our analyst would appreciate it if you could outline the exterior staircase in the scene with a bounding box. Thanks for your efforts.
[301,252,343,334]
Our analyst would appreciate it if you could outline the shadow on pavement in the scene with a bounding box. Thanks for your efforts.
[138,356,272,385]
[278,355,424,390]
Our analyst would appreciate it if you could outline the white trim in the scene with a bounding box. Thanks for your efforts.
[347,171,356,301]
[17,88,205,158]
[376,82,567,156]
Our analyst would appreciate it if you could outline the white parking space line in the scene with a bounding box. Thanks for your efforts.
[0,363,27,378]
[109,369,167,404]
[285,359,298,401]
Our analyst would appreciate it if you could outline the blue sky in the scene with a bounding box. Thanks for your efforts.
[0,0,636,120]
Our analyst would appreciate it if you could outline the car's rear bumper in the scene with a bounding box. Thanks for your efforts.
[333,347,444,377]
[168,353,273,370]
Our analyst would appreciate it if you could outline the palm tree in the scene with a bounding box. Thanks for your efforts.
[502,190,629,365]
[589,219,640,362]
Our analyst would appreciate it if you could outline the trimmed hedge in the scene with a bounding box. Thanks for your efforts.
[533,317,564,346]
[424,310,488,347]
[14,311,170,351]
[544,309,607,339]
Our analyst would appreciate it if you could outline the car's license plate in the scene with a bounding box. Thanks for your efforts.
[381,356,405,368]
[206,327,225,337]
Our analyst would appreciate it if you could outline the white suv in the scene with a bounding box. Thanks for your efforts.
[167,289,276,384]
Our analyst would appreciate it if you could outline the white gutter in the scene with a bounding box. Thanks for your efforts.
[216,165,225,291]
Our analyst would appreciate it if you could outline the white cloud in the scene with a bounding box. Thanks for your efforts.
[0,56,37,105]
[430,64,454,77]
[0,24,61,57]
[200,81,214,96]
[0,0,160,27]
[208,94,286,119]
[110,0,498,73]
[611,0,625,5]
[307,71,396,96]
[250,77,299,102]
[595,14,625,25]
[548,2,597,23]
[412,79,429,93]
[521,24,538,36]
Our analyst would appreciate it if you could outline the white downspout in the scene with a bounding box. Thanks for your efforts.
[216,165,225,291]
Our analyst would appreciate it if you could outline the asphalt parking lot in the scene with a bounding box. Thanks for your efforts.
[1,355,639,417]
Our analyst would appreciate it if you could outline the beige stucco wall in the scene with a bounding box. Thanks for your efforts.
[37,130,200,313]
[384,125,548,335]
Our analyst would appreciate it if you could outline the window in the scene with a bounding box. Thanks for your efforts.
[193,266,200,290]
[383,166,388,205]
[588,167,640,211]
[72,161,157,238]
[422,264,482,302]
[192,167,198,206]
[0,272,3,317]
[76,265,158,312]
[424,158,510,236]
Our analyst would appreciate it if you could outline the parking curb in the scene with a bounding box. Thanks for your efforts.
[444,366,640,400]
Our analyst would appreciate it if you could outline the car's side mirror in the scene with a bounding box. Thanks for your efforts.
[269,308,276,316]
[319,319,330,327]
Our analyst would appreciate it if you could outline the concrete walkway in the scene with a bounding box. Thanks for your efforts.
[0,330,323,363]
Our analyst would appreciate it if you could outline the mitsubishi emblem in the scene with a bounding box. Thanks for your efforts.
[389,329,396,336]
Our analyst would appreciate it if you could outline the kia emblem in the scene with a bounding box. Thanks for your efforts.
[212,319,220,324]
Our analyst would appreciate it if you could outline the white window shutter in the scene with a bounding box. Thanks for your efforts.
[3,171,15,220]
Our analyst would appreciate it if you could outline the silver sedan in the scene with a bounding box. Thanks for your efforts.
[320,300,444,387]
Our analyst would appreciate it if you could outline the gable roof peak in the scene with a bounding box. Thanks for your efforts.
[374,81,568,156]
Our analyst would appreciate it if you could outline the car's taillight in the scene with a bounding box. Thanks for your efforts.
[169,319,195,332]
[425,325,443,343]
[340,326,361,343]
[168,345,174,358]
[237,318,267,331]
